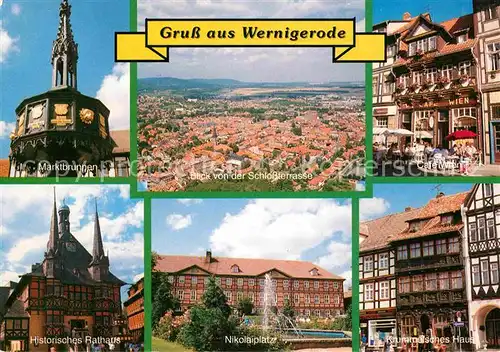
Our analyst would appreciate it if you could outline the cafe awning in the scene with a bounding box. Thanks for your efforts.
[415,130,433,139]
[383,128,414,136]
[373,128,388,135]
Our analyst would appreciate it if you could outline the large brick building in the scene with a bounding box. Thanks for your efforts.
[156,251,345,318]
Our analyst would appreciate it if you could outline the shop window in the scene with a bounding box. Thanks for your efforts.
[401,316,415,337]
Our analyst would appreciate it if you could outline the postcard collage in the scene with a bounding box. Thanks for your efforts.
[3,0,500,351]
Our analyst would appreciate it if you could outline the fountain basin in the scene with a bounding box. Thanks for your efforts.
[284,337,352,350]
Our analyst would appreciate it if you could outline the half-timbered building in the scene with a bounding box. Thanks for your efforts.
[390,192,470,347]
[386,12,482,151]
[155,251,345,318]
[463,183,500,349]
[372,17,411,142]
[0,195,126,351]
[473,0,500,164]
[359,206,419,349]
[124,277,144,343]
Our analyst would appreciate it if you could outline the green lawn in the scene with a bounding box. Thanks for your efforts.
[152,337,192,352]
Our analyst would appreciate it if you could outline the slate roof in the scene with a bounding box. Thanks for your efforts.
[56,231,125,286]
[3,298,29,318]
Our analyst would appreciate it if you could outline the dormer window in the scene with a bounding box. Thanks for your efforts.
[441,214,453,225]
[457,34,467,44]
[310,268,319,276]
[230,265,240,273]
[408,36,437,56]
[409,220,423,232]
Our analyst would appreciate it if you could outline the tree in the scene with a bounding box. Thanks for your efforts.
[241,160,251,169]
[292,126,302,136]
[177,277,238,351]
[152,278,179,328]
[229,143,239,153]
[237,296,254,315]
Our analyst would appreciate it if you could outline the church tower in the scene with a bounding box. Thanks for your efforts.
[58,200,71,235]
[212,125,218,147]
[51,0,78,90]
[43,189,61,278]
[89,202,110,281]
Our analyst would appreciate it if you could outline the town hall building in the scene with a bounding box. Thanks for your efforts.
[0,193,130,351]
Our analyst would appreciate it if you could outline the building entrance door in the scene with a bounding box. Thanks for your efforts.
[420,314,430,333]
[438,110,449,149]
[492,123,500,163]
[486,308,500,347]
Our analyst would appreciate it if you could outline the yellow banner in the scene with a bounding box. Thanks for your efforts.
[115,19,386,63]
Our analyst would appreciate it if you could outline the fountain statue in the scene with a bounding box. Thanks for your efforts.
[261,273,302,337]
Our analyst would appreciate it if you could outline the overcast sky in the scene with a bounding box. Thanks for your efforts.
[137,0,366,82]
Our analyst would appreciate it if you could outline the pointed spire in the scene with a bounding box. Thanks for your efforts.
[92,198,105,260]
[51,0,78,89]
[47,188,59,254]
[56,0,75,44]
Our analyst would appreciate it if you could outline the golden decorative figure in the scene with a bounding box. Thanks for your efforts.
[79,108,94,125]
[51,103,72,127]
[54,104,69,116]
[99,114,108,138]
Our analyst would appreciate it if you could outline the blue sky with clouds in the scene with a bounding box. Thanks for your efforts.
[360,183,474,221]
[152,198,353,288]
[137,0,366,82]
[0,0,130,158]
[374,0,472,25]
[0,185,144,300]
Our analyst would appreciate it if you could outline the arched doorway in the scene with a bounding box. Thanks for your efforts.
[486,308,500,347]
[421,314,431,334]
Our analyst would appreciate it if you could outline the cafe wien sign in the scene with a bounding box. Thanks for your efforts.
[399,97,476,110]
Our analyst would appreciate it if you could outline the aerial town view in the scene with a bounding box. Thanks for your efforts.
[137,78,365,192]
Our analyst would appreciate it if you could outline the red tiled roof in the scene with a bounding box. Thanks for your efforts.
[360,207,420,252]
[110,130,130,154]
[390,192,470,242]
[438,38,476,56]
[156,254,344,280]
[411,192,469,220]
[440,14,473,34]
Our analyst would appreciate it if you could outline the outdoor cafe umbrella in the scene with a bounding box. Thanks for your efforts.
[445,130,478,141]
[383,128,414,136]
